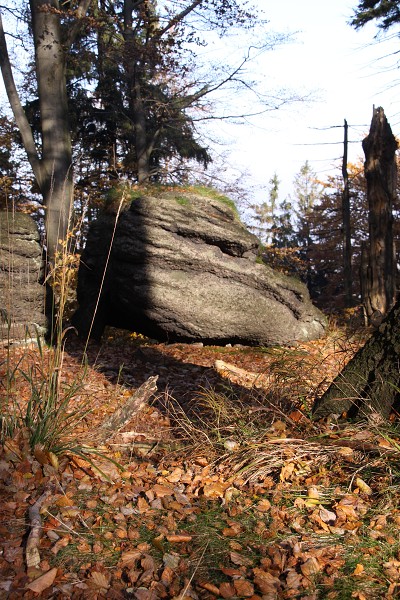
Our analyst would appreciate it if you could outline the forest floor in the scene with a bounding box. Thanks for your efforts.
[1,324,400,599]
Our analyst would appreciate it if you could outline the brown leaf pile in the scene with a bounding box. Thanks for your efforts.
[1,328,400,599]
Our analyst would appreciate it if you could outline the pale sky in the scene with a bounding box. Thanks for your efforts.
[206,0,400,206]
[1,1,399,209]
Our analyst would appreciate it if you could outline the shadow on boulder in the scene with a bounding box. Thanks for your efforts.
[72,187,326,346]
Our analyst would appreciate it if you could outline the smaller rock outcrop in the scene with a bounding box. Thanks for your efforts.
[0,212,47,344]
[73,188,326,346]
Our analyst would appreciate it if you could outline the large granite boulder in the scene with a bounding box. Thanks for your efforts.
[72,189,326,345]
[0,211,47,343]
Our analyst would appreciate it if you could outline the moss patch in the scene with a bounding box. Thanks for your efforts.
[104,183,239,218]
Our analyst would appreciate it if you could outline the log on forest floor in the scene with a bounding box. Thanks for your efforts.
[214,359,274,388]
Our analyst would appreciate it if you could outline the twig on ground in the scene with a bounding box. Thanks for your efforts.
[26,484,55,571]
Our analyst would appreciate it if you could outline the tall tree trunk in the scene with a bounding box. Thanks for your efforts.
[123,0,160,184]
[30,0,73,262]
[0,1,91,262]
[361,106,398,324]
[313,297,400,419]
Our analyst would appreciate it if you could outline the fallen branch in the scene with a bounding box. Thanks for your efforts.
[214,359,272,388]
[322,438,398,457]
[97,375,158,442]
[26,485,55,572]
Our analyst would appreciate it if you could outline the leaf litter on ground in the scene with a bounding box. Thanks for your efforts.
[1,326,400,598]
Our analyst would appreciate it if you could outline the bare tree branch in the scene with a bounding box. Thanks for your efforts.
[155,0,203,38]
[0,10,44,187]
[64,0,92,49]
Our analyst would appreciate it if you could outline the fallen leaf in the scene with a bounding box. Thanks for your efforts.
[87,570,110,592]
[305,486,320,507]
[77,541,91,553]
[353,563,364,575]
[51,536,70,555]
[161,566,175,586]
[230,551,253,567]
[166,468,182,483]
[163,553,180,570]
[120,550,142,567]
[48,452,59,470]
[199,581,220,595]
[60,507,79,518]
[377,437,393,449]
[285,568,303,590]
[56,495,75,507]
[141,555,155,572]
[319,507,337,524]
[233,578,254,597]
[336,446,354,457]
[307,486,320,499]
[370,514,387,530]
[137,497,150,513]
[26,568,57,593]
[252,568,281,594]
[355,477,373,496]
[166,534,192,543]
[203,481,228,499]
[93,541,103,553]
[220,567,244,577]
[152,484,175,497]
[115,527,128,538]
[256,499,271,512]
[280,461,295,482]
[222,521,242,537]
[152,534,165,552]
[219,581,236,598]
[300,557,321,577]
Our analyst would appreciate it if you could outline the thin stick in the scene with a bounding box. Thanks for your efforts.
[179,541,209,599]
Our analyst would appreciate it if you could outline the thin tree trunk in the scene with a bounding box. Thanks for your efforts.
[134,79,152,184]
[361,106,398,324]
[342,119,353,307]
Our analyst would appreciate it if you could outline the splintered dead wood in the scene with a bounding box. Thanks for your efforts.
[97,375,158,442]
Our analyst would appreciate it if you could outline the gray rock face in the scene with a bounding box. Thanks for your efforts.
[0,212,47,343]
[73,190,326,345]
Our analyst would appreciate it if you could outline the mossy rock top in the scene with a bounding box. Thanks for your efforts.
[105,184,240,220]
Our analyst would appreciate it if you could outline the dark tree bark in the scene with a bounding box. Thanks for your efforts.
[313,297,400,419]
[361,106,398,324]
